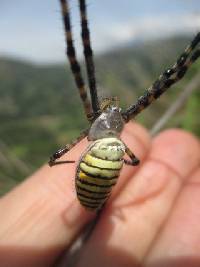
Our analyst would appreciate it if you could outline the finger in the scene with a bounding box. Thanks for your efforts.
[144,167,200,267]
[0,122,150,267]
[110,121,151,199]
[76,130,200,267]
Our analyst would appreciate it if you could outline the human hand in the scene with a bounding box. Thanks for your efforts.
[0,122,199,267]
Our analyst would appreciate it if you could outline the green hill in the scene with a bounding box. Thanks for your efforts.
[0,35,199,195]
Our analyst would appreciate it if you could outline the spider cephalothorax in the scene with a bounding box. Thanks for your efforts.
[88,98,124,141]
[49,0,200,211]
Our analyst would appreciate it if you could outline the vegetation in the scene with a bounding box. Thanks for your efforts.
[0,35,199,195]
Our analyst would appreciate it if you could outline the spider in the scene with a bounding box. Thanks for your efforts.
[49,0,200,211]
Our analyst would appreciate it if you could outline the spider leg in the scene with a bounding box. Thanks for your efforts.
[79,0,100,115]
[49,128,89,167]
[59,0,94,122]
[122,32,200,122]
[123,142,140,166]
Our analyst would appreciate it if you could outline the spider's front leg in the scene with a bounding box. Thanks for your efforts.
[122,32,200,122]
[123,143,140,166]
[48,128,89,167]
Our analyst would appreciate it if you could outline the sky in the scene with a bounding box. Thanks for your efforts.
[0,0,200,64]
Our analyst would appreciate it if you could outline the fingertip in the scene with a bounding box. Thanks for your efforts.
[150,128,200,179]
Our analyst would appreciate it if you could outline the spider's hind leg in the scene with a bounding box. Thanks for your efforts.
[49,128,89,167]
[123,142,140,166]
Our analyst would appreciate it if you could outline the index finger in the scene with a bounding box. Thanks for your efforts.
[0,122,150,267]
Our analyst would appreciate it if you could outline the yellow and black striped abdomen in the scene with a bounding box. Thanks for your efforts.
[75,137,125,211]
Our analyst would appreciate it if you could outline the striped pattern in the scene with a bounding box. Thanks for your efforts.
[79,0,99,113]
[59,0,93,122]
[122,32,200,122]
[75,138,125,211]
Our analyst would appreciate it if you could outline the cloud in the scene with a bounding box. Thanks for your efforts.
[0,13,199,63]
[92,13,200,52]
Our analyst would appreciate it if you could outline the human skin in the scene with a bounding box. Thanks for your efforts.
[0,122,199,267]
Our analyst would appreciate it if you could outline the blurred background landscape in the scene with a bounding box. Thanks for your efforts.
[0,0,200,195]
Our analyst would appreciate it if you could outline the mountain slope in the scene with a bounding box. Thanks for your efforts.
[0,35,199,194]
